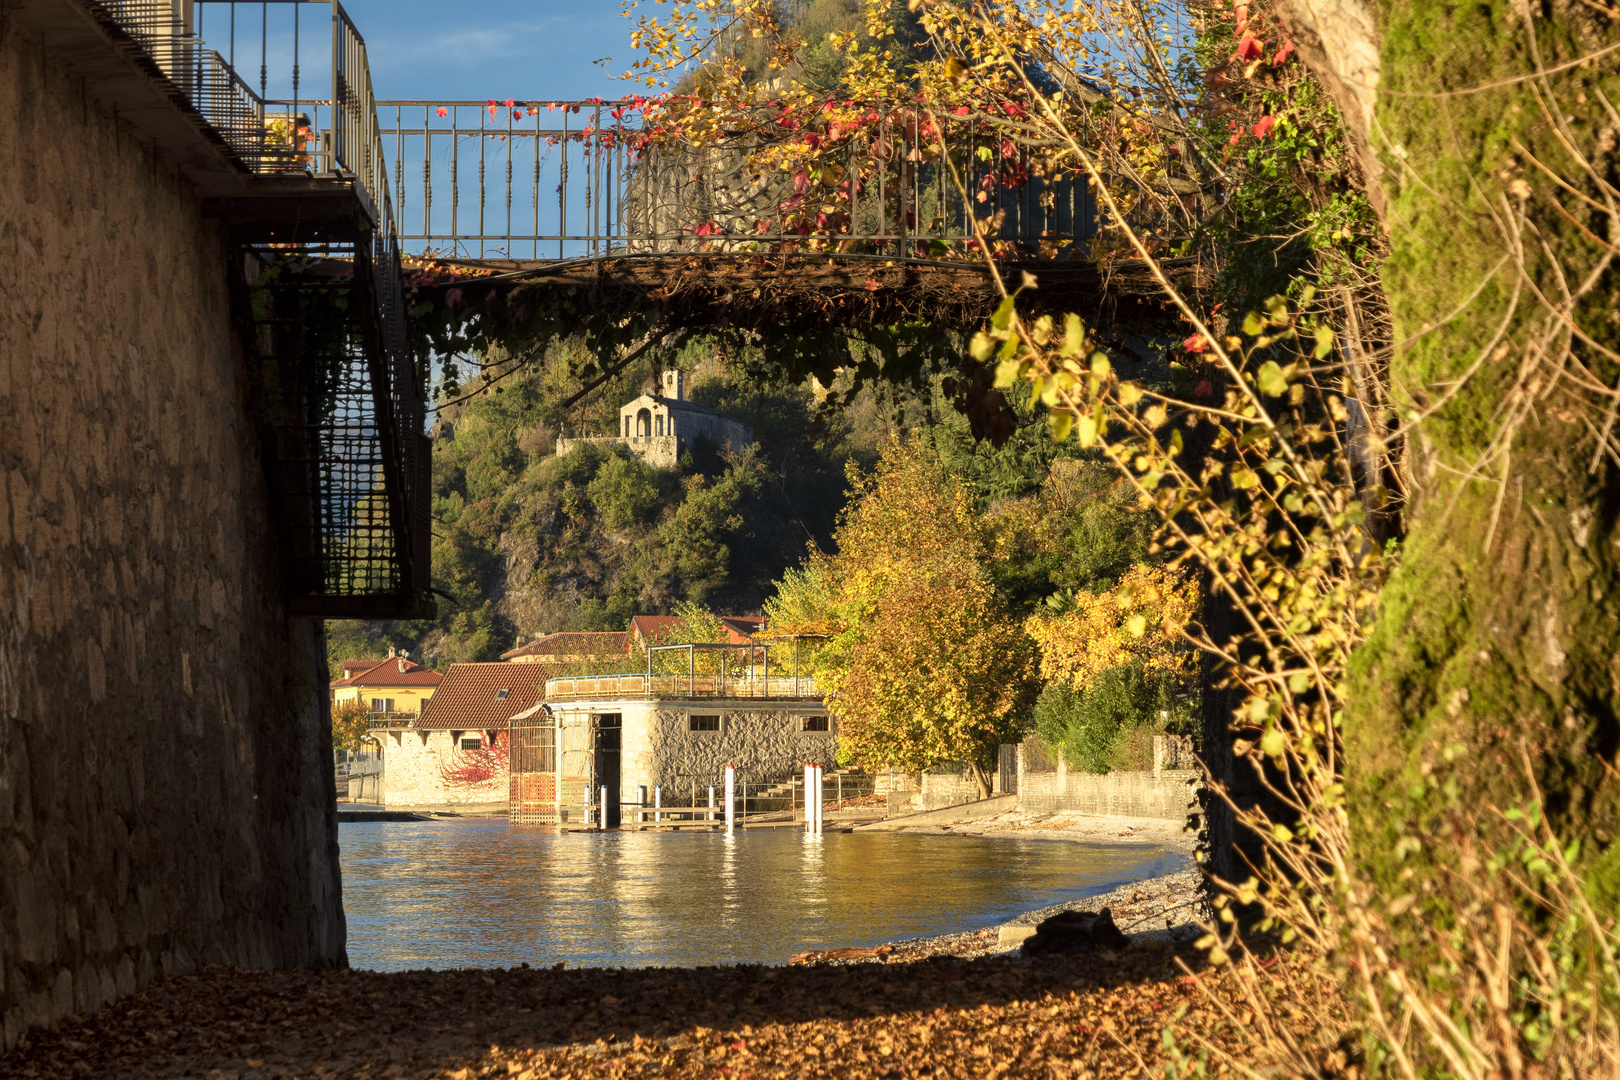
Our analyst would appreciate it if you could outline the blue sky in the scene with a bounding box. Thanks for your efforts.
[338,1,635,102]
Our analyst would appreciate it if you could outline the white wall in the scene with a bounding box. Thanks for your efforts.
[378,729,506,806]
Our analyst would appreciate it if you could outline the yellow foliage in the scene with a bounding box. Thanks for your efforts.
[1024,564,1198,692]
[769,437,1038,787]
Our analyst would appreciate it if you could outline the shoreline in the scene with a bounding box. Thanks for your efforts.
[791,809,1208,965]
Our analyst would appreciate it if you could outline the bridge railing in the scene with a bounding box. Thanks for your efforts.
[372,98,1098,262]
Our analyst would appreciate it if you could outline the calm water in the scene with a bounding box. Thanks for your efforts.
[338,821,1185,971]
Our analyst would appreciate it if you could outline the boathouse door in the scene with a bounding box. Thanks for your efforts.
[593,713,622,828]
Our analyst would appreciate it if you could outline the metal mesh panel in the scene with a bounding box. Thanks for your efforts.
[319,342,399,596]
[509,712,557,823]
[255,240,425,615]
[1022,734,1060,774]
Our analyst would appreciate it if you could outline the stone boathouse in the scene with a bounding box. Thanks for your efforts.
[510,664,836,827]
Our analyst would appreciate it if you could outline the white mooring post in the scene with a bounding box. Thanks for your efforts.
[600,785,609,831]
[724,767,736,834]
[814,764,824,834]
[708,784,716,822]
[803,763,814,831]
[654,784,661,824]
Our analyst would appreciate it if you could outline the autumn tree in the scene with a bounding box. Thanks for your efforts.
[770,437,1039,797]
[330,698,373,755]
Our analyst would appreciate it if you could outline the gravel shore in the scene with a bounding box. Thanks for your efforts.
[799,812,1208,965]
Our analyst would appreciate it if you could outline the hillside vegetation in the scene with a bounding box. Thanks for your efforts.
[329,342,892,667]
[327,337,1193,781]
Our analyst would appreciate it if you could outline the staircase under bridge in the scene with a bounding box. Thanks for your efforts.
[18,0,435,617]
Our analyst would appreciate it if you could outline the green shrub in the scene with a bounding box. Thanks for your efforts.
[586,452,669,530]
[1033,663,1194,773]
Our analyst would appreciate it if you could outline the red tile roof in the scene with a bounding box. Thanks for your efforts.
[720,616,767,643]
[330,657,444,689]
[500,631,629,661]
[629,615,682,645]
[415,663,548,730]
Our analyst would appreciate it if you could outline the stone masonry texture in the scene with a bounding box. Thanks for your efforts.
[0,24,346,1049]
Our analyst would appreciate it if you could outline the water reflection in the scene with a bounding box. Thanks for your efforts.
[339,821,1185,972]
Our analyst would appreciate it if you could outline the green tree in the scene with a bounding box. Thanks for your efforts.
[658,467,756,603]
[1033,664,1192,775]
[586,452,670,530]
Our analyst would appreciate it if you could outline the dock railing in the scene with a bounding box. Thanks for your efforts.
[625,770,878,827]
[543,673,822,702]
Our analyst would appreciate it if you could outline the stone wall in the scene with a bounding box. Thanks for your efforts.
[555,435,681,470]
[544,699,838,811]
[626,702,837,794]
[0,24,344,1049]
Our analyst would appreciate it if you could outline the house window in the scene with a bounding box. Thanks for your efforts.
[656,415,665,436]
[369,697,395,713]
[495,689,510,700]
[460,737,483,750]
[801,716,829,732]
[689,715,720,732]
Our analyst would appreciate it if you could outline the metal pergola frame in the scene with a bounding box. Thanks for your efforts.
[645,632,831,684]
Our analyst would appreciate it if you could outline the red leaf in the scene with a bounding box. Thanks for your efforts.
[1236,34,1263,61]
[1183,333,1208,354]
[504,98,515,108]
[436,106,448,118]
[1194,380,1214,397]
[1252,115,1276,139]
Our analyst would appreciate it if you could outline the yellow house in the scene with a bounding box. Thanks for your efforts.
[330,653,444,718]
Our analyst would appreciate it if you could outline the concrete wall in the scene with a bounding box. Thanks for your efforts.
[0,24,344,1048]
[1018,769,1201,821]
[377,729,507,806]
[886,771,984,816]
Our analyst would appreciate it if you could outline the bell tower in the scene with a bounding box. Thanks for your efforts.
[660,369,684,400]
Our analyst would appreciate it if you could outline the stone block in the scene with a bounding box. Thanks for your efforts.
[997,924,1038,948]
